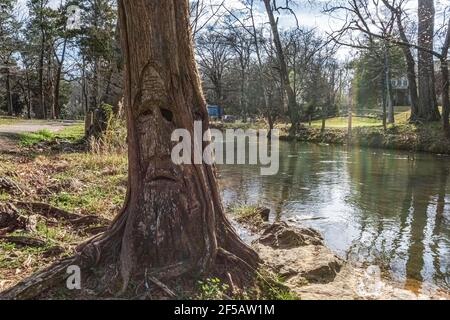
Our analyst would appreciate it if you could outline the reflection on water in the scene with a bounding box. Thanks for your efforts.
[218,141,450,293]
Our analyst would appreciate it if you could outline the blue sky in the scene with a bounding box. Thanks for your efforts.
[15,0,334,32]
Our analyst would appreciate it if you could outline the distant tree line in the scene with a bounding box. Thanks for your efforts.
[1,0,449,137]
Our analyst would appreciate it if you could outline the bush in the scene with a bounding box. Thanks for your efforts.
[89,109,127,155]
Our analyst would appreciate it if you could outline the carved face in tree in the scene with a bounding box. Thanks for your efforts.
[120,62,213,278]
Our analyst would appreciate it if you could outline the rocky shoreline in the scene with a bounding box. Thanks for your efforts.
[234,207,450,300]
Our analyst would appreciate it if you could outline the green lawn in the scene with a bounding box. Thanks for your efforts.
[310,117,381,128]
[0,117,24,126]
[310,108,414,129]
[19,124,85,146]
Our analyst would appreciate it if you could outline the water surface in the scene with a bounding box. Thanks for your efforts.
[218,141,450,293]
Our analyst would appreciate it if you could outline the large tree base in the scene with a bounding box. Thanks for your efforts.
[0,207,260,300]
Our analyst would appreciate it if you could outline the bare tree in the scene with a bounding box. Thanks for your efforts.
[2,0,258,299]
[417,0,440,121]
[326,0,398,126]
[190,0,225,39]
[263,0,302,133]
[197,32,232,106]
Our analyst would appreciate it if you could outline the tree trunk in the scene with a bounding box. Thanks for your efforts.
[417,0,440,121]
[390,8,420,121]
[5,67,13,117]
[52,69,61,119]
[1,0,258,300]
[26,69,32,119]
[384,45,395,124]
[81,57,89,115]
[348,88,353,141]
[441,58,450,137]
[52,38,68,119]
[263,0,301,133]
[440,19,450,137]
[85,58,101,137]
[240,67,247,122]
[38,31,46,119]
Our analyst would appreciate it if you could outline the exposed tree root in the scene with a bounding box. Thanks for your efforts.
[0,177,25,196]
[0,223,260,300]
[15,202,110,228]
[0,235,47,248]
[146,274,176,298]
[0,257,78,300]
[0,203,36,235]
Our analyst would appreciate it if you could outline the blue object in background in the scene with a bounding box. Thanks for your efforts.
[207,105,224,119]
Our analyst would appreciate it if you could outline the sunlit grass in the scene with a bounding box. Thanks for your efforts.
[19,124,84,146]
[0,117,25,126]
[310,117,381,128]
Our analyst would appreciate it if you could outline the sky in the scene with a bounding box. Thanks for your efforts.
[15,0,335,32]
[13,0,450,58]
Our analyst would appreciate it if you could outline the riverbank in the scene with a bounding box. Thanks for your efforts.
[1,124,449,300]
[231,205,450,300]
[212,120,450,155]
[283,123,450,155]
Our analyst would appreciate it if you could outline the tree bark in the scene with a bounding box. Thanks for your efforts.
[417,0,440,121]
[25,69,32,119]
[52,37,68,119]
[385,3,420,121]
[384,45,395,124]
[441,58,450,136]
[38,24,46,119]
[440,19,450,137]
[5,67,13,116]
[263,0,301,133]
[1,0,258,300]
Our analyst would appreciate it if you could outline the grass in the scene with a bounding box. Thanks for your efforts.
[0,133,302,298]
[197,278,230,300]
[19,124,85,146]
[0,117,25,126]
[43,152,128,217]
[19,129,55,146]
[0,143,127,290]
[310,116,382,128]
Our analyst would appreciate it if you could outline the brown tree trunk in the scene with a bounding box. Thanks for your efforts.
[25,69,32,119]
[441,19,450,137]
[417,0,440,121]
[5,67,13,116]
[52,38,68,119]
[38,31,46,119]
[385,1,420,121]
[384,45,395,124]
[1,0,258,300]
[441,58,450,137]
[263,0,301,134]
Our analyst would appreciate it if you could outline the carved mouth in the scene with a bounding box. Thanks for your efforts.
[149,175,178,183]
[146,157,182,186]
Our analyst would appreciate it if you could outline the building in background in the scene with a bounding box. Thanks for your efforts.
[207,104,224,120]
[391,77,411,106]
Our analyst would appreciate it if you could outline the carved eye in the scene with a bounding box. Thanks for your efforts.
[160,108,174,122]
[141,109,153,117]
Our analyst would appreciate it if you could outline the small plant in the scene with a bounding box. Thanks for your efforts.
[229,203,267,230]
[20,129,55,146]
[19,125,85,147]
[89,112,127,155]
[255,270,300,300]
[0,191,11,201]
[197,278,230,300]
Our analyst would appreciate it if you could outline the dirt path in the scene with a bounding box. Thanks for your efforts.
[0,120,78,153]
